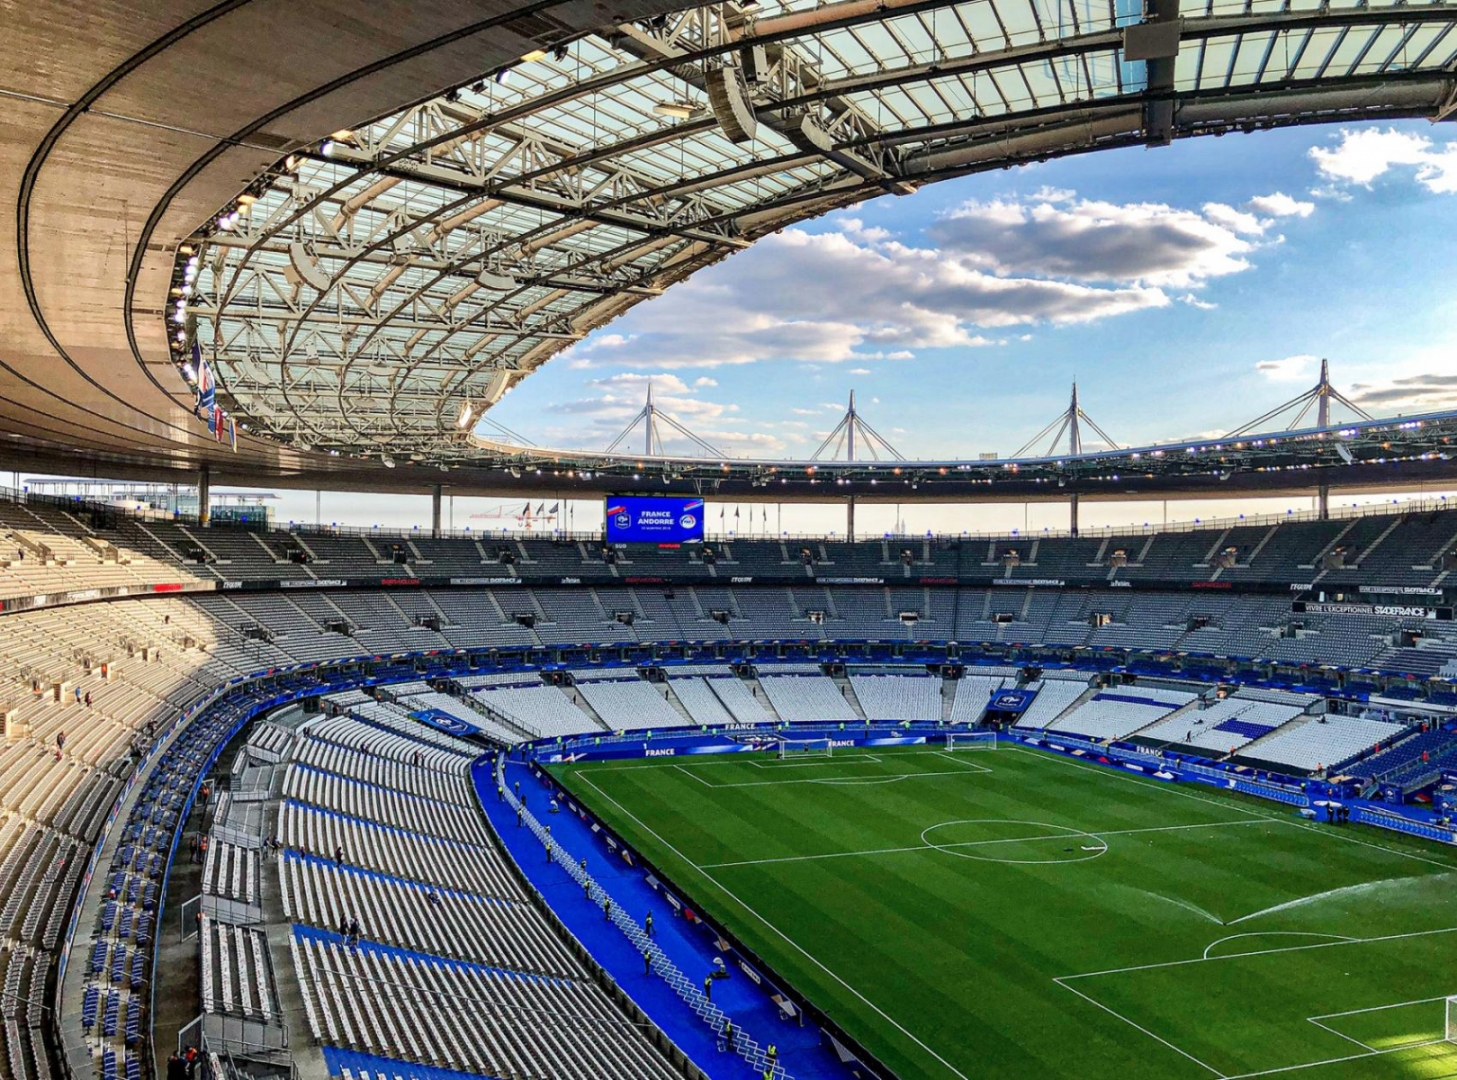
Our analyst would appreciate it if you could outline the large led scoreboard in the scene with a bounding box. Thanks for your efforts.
[604,497,706,543]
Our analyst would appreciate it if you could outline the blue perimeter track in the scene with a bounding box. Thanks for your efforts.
[471,757,851,1080]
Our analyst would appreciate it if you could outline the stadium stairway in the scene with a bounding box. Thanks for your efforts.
[659,685,700,728]
[827,675,866,722]
[474,761,849,1080]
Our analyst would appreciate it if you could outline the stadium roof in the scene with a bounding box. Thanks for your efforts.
[3,0,1457,496]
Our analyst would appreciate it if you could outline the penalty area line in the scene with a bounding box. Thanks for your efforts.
[1053,977,1226,1077]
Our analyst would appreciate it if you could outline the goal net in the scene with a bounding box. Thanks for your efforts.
[1447,994,1457,1043]
[777,738,832,759]
[945,731,998,751]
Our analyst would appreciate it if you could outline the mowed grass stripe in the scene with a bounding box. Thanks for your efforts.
[553,745,1457,1080]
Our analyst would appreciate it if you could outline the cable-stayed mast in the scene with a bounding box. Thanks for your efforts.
[603,383,722,457]
[811,391,904,462]
[1012,383,1121,458]
[1226,359,1373,437]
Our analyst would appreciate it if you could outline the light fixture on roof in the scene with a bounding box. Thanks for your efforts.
[380,455,396,468]
[457,400,477,430]
[475,269,517,291]
[521,49,547,62]
[654,101,695,118]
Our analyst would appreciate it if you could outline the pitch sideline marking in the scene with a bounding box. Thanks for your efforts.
[574,773,976,1080]
[1052,977,1227,1077]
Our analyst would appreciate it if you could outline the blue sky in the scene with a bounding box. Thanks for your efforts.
[488,119,1457,462]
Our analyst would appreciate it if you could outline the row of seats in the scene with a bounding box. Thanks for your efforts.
[1233,714,1406,772]
[200,916,275,1022]
[849,674,941,722]
[277,711,684,1080]
[1047,688,1197,742]
[758,674,858,723]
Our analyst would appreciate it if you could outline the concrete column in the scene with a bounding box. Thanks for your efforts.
[1317,483,1330,521]
[197,467,211,527]
[431,483,443,539]
[846,496,856,542]
[1069,492,1080,538]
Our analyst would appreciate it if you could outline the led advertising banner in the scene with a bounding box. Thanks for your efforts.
[605,496,705,543]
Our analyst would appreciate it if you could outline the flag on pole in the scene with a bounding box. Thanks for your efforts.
[193,342,215,418]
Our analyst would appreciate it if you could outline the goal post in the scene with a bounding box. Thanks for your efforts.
[945,731,998,751]
[776,737,832,759]
[1446,994,1457,1043]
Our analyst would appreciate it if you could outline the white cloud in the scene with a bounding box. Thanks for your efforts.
[1310,128,1457,193]
[564,185,1309,372]
[1348,373,1457,413]
[1179,293,1217,311]
[929,192,1282,288]
[1247,192,1315,218]
[565,217,1173,369]
[1256,355,1319,382]
[693,376,717,387]
[848,367,872,375]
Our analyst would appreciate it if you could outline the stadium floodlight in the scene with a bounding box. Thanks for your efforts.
[946,731,998,751]
[654,102,695,118]
[776,737,832,759]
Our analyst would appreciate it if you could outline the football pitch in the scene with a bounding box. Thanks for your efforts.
[550,742,1457,1080]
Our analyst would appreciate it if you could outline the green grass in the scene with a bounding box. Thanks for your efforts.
[550,743,1457,1080]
